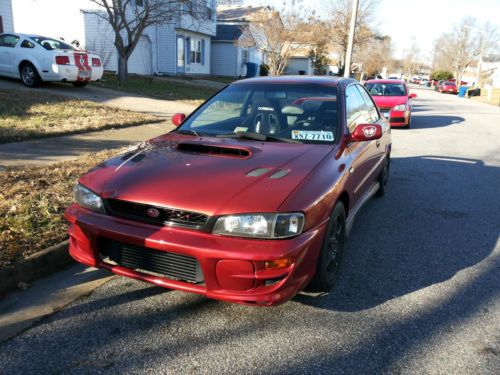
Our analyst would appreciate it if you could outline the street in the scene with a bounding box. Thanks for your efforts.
[0,86,499,374]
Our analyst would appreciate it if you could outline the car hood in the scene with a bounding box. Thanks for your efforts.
[79,134,333,216]
[371,95,408,109]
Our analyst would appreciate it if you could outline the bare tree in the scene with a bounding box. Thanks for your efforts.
[354,34,393,77]
[432,18,499,84]
[238,6,305,76]
[327,0,379,75]
[84,0,207,82]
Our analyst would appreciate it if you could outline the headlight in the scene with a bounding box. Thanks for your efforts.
[74,184,104,213]
[213,213,305,239]
[393,104,407,111]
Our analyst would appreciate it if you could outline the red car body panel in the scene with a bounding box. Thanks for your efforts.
[65,76,392,306]
[366,79,413,127]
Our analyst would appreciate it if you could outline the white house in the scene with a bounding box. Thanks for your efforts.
[10,0,217,76]
[211,5,268,77]
[0,0,14,33]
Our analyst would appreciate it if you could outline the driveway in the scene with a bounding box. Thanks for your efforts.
[0,78,196,118]
[0,87,499,374]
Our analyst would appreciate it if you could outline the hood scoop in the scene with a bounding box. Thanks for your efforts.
[177,142,251,158]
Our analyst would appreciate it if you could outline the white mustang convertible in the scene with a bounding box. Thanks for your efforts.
[0,33,104,87]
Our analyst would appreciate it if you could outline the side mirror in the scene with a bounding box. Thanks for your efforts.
[172,113,186,127]
[409,93,417,99]
[350,124,382,142]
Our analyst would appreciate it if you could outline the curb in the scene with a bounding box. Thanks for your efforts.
[0,241,73,296]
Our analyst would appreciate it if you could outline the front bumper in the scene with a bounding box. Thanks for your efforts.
[388,109,410,127]
[65,204,327,306]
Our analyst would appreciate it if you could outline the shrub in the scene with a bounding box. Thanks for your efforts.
[260,64,270,76]
[431,70,454,81]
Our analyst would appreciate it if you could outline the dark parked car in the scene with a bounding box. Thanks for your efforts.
[65,76,392,306]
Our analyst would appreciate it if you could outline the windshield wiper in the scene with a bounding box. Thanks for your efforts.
[217,131,301,144]
[175,129,201,137]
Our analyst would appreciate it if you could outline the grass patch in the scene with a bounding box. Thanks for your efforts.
[96,73,218,105]
[0,89,159,144]
[0,149,122,269]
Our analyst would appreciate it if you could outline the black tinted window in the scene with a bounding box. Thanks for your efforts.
[21,40,35,48]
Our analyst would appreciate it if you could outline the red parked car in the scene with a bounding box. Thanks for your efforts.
[365,79,417,128]
[437,81,458,94]
[65,76,392,306]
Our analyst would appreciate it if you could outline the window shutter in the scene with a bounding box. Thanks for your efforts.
[201,40,205,65]
[186,37,191,64]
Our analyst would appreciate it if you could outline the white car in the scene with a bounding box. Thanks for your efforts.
[0,33,103,88]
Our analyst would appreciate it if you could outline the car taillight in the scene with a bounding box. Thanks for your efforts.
[92,58,101,67]
[55,56,70,65]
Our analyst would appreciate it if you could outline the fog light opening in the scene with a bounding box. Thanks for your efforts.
[265,257,294,270]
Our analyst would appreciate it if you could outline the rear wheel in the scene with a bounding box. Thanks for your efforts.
[20,63,42,88]
[72,81,88,88]
[309,202,346,292]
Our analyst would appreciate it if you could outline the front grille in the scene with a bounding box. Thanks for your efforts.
[379,107,392,111]
[105,199,208,229]
[389,117,406,123]
[101,240,204,283]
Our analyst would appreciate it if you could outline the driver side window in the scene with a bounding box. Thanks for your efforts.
[346,85,370,133]
[357,85,379,122]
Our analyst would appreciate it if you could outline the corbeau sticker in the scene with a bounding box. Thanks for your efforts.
[362,126,377,138]
[291,130,334,141]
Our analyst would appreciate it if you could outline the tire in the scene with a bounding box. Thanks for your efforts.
[309,201,346,292]
[376,155,390,197]
[72,81,88,88]
[20,63,42,88]
[405,115,411,129]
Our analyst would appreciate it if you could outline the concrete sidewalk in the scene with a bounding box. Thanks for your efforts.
[0,122,177,168]
[0,78,196,118]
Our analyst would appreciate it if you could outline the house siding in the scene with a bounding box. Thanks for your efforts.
[10,0,215,76]
[211,42,238,76]
[0,0,14,33]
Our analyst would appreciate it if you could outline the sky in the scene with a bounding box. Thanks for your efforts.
[245,0,500,62]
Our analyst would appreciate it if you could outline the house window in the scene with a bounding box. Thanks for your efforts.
[190,39,202,64]
[242,50,249,65]
[0,16,3,34]
[135,0,144,7]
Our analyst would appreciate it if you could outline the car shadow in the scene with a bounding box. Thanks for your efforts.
[409,114,465,129]
[295,155,500,312]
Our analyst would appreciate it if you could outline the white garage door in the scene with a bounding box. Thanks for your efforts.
[128,36,152,75]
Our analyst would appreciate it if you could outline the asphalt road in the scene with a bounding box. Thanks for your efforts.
[1,87,499,374]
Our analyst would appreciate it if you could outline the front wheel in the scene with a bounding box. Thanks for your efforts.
[20,63,42,88]
[72,81,88,88]
[376,155,390,196]
[309,202,346,292]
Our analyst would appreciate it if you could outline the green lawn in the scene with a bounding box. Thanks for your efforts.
[0,89,158,144]
[96,74,219,105]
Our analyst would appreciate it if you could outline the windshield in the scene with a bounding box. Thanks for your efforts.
[177,83,339,144]
[30,36,75,51]
[365,83,407,97]
[444,81,456,86]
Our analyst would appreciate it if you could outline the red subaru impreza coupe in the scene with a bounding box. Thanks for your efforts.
[65,76,392,306]
[365,79,417,128]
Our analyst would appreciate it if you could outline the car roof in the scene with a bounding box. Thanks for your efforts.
[366,79,405,84]
[232,75,354,87]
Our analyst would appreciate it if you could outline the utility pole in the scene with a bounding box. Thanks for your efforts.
[344,0,359,78]
[464,25,486,88]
